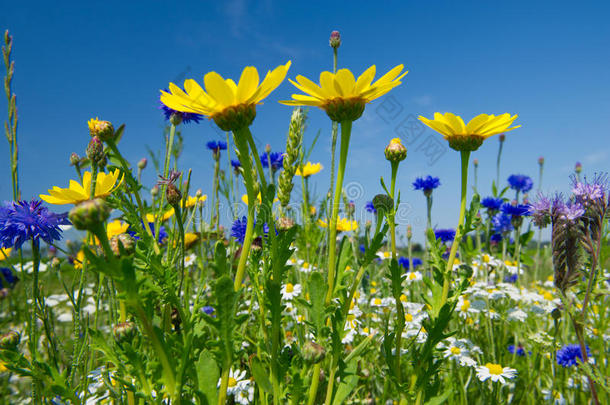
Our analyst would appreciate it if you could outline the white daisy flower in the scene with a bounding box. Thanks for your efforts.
[376,251,392,260]
[218,369,248,396]
[184,253,197,268]
[507,308,528,322]
[405,271,423,284]
[475,363,517,384]
[281,283,301,300]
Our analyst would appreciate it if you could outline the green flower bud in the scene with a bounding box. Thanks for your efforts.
[303,341,326,364]
[384,138,407,162]
[0,330,20,350]
[166,184,182,206]
[372,194,393,216]
[110,233,136,256]
[113,321,137,344]
[137,158,147,170]
[329,30,341,49]
[170,113,183,126]
[69,199,111,231]
[70,152,81,166]
[86,136,104,164]
[88,118,114,141]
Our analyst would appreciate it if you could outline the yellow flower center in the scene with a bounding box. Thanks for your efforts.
[460,300,470,311]
[302,262,310,269]
[400,294,407,302]
[371,281,377,287]
[370,288,377,294]
[363,327,370,334]
[285,283,294,293]
[409,273,417,280]
[228,377,237,387]
[374,298,382,306]
[486,363,504,375]
[450,347,461,355]
[543,292,553,301]
[390,137,402,145]
[482,254,490,263]
[405,313,413,322]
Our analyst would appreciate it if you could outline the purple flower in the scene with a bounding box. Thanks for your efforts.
[557,344,590,367]
[529,193,552,228]
[202,306,215,316]
[231,216,249,243]
[413,176,440,195]
[507,174,534,193]
[490,233,503,243]
[504,274,518,283]
[0,200,69,249]
[231,159,241,169]
[128,222,167,244]
[434,228,455,243]
[572,174,608,209]
[481,197,504,211]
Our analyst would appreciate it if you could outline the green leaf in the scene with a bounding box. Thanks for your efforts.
[308,272,327,336]
[250,356,273,393]
[196,349,219,405]
[425,388,453,405]
[213,241,227,278]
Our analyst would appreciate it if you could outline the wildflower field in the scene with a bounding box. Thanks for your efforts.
[0,22,609,405]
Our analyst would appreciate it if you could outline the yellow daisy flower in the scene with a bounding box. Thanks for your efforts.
[40,169,123,205]
[280,65,407,122]
[317,217,358,232]
[94,219,129,245]
[418,113,521,151]
[73,250,85,270]
[0,247,11,261]
[295,162,323,177]
[241,193,278,205]
[160,62,292,131]
[147,195,208,223]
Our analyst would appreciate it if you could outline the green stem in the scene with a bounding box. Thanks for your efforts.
[233,127,257,291]
[325,120,352,304]
[213,156,220,230]
[496,140,503,187]
[441,151,470,307]
[89,164,98,199]
[245,131,268,192]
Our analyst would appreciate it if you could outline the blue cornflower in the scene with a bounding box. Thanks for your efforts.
[504,274,518,283]
[0,267,18,289]
[492,213,514,234]
[557,344,590,368]
[128,222,167,244]
[507,174,534,193]
[231,159,241,169]
[481,197,504,211]
[206,140,227,152]
[490,233,503,243]
[160,103,203,124]
[398,256,423,270]
[359,244,366,253]
[365,201,377,214]
[0,200,69,249]
[230,216,270,243]
[508,344,526,356]
[501,203,530,218]
[434,228,455,243]
[261,151,285,170]
[231,216,249,243]
[413,176,441,194]
[202,306,215,317]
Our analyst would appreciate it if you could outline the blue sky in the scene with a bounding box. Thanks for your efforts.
[1,0,609,241]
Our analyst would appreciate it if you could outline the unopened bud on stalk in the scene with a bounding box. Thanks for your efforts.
[137,158,147,170]
[69,199,111,231]
[303,341,326,364]
[574,162,582,173]
[276,217,295,231]
[551,307,562,321]
[384,138,407,162]
[329,30,341,48]
[499,134,506,142]
[151,185,159,198]
[70,153,81,166]
[86,136,104,164]
[372,194,393,216]
[88,118,114,141]
[0,330,20,350]
[473,158,479,167]
[110,234,136,256]
[166,184,182,206]
[50,257,61,268]
[195,189,202,198]
[538,156,544,165]
[265,144,272,154]
[406,225,412,240]
[169,113,182,126]
[113,321,137,344]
